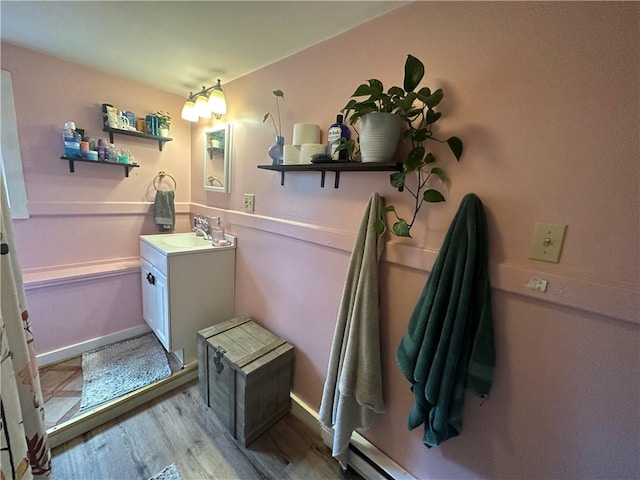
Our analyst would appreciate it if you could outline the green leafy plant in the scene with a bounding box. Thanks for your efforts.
[340,55,463,237]
[263,90,284,138]
[154,111,171,129]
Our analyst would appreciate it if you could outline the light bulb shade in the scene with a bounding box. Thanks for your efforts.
[181,99,199,122]
[208,89,227,115]
[194,94,212,118]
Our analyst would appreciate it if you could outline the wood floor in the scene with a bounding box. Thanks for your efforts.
[51,381,361,480]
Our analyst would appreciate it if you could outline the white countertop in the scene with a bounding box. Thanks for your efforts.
[140,232,236,255]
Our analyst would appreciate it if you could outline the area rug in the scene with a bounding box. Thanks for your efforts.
[149,464,181,480]
[79,333,171,412]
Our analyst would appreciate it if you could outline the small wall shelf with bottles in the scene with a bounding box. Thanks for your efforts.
[61,157,139,177]
[102,127,172,151]
[257,162,402,188]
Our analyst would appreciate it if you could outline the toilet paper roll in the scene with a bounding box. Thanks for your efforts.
[292,123,320,146]
[282,145,301,164]
[299,143,327,164]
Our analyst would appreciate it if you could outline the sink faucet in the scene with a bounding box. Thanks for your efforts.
[193,215,212,240]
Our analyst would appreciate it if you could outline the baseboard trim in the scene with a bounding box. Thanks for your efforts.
[289,394,415,480]
[47,363,198,449]
[37,325,151,367]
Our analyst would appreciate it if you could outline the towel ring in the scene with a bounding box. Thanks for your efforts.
[153,171,177,191]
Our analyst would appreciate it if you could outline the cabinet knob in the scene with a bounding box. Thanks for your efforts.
[146,272,155,285]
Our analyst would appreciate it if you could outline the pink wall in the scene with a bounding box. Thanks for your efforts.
[2,42,192,353]
[206,2,639,479]
[2,1,639,478]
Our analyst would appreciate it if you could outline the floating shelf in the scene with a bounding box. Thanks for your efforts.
[257,162,402,188]
[102,127,172,151]
[61,157,139,177]
[207,146,224,159]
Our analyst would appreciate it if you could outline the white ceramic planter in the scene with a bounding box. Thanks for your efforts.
[359,112,403,163]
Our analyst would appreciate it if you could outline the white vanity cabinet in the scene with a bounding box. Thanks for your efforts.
[139,233,236,365]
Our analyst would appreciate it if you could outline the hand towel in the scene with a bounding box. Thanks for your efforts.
[153,190,175,232]
[319,192,386,469]
[396,193,495,447]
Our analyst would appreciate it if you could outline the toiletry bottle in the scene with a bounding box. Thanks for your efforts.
[327,114,351,161]
[211,216,225,245]
[108,143,116,162]
[62,121,81,158]
[97,138,105,162]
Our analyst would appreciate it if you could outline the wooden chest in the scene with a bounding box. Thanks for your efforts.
[197,316,294,446]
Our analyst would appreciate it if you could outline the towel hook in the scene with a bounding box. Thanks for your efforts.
[153,171,177,191]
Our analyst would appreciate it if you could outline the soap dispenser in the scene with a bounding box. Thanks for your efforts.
[211,216,226,246]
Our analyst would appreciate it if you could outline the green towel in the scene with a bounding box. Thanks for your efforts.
[153,190,175,232]
[396,193,495,447]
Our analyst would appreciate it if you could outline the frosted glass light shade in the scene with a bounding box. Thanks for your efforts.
[208,89,227,116]
[194,94,212,118]
[181,100,198,122]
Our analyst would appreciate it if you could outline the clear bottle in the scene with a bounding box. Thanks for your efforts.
[211,216,225,245]
[108,143,116,162]
[327,114,351,161]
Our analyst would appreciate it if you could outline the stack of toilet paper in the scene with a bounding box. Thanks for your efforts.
[283,123,327,164]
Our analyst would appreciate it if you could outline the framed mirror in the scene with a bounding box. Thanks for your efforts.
[204,124,232,193]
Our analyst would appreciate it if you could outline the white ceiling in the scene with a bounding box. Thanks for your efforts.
[1,1,407,96]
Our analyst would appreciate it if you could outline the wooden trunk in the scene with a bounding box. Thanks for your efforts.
[197,316,294,446]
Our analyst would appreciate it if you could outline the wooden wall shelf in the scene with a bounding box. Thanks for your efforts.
[102,127,172,151]
[257,162,401,188]
[61,157,139,177]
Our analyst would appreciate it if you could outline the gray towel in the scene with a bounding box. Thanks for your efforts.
[319,192,385,469]
[153,190,175,232]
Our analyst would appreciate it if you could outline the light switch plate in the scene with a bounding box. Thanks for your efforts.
[530,223,567,263]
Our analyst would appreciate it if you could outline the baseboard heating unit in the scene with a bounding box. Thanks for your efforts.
[290,394,416,480]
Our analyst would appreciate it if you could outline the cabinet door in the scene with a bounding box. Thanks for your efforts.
[141,259,170,350]
[153,269,169,350]
[141,258,158,331]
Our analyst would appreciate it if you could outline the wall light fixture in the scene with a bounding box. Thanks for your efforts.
[181,79,227,122]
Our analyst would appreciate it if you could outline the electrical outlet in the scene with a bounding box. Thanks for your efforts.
[530,223,567,263]
[525,276,548,292]
[244,193,255,213]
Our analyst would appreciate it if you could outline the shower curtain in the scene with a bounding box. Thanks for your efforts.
[0,171,51,479]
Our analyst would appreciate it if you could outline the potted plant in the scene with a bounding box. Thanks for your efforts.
[339,54,464,237]
[154,111,171,137]
[263,89,285,164]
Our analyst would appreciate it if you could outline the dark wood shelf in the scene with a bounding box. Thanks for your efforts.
[102,127,172,151]
[207,146,224,159]
[61,157,139,177]
[257,162,401,188]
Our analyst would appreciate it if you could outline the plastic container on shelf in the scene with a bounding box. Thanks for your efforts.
[62,121,81,158]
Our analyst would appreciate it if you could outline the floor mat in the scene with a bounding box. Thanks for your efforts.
[79,333,171,412]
